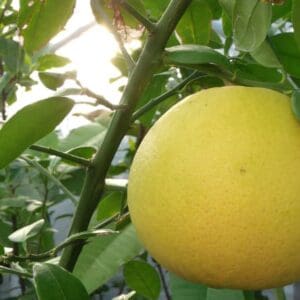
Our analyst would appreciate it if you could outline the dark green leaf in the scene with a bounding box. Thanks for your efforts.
[293,0,300,48]
[36,54,71,71]
[97,192,124,222]
[0,97,74,169]
[123,260,161,300]
[74,224,143,293]
[33,263,89,300]
[8,219,44,243]
[169,273,207,300]
[176,0,212,45]
[165,45,230,68]
[136,73,168,126]
[206,0,222,19]
[272,0,292,21]
[0,219,12,247]
[270,33,300,79]
[250,40,282,68]
[21,0,76,52]
[207,288,245,300]
[0,37,24,73]
[234,63,283,83]
[291,89,300,121]
[222,11,232,37]
[233,0,272,51]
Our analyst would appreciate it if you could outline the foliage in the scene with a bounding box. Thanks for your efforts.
[0,0,299,299]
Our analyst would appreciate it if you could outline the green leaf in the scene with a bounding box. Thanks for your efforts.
[92,0,146,29]
[0,219,12,247]
[234,63,283,83]
[0,37,24,73]
[233,0,272,51]
[291,90,300,121]
[97,192,124,222]
[207,288,246,300]
[0,97,74,169]
[272,0,292,21]
[33,263,89,300]
[250,40,282,68]
[8,219,44,243]
[293,0,300,49]
[218,0,236,17]
[74,224,143,293]
[165,45,230,68]
[270,33,300,79]
[36,54,71,71]
[123,260,161,300]
[176,0,212,45]
[169,273,207,300]
[142,0,169,20]
[39,72,66,90]
[57,123,107,151]
[20,0,75,52]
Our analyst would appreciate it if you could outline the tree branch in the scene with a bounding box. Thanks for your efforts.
[132,71,201,121]
[22,157,78,205]
[119,0,157,32]
[30,145,91,167]
[60,0,193,272]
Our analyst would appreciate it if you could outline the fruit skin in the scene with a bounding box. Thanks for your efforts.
[128,86,300,290]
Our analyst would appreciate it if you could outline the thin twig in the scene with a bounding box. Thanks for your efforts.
[119,0,156,32]
[132,71,201,121]
[21,157,78,205]
[50,22,97,52]
[75,79,127,110]
[91,0,135,72]
[0,265,32,278]
[153,260,172,300]
[30,144,91,167]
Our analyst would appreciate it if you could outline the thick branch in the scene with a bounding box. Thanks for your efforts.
[60,0,193,271]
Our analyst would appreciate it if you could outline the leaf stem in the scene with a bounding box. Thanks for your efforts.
[60,0,193,272]
[21,157,78,205]
[30,145,91,167]
[0,265,32,278]
[132,71,201,121]
[119,0,157,32]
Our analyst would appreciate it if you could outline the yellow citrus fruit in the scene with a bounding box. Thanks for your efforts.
[128,86,300,290]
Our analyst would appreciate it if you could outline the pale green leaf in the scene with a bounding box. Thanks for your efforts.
[169,273,207,300]
[9,219,44,243]
[233,0,272,51]
[0,97,74,169]
[21,0,75,52]
[74,224,143,293]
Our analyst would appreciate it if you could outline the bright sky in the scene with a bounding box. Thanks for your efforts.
[12,1,127,132]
